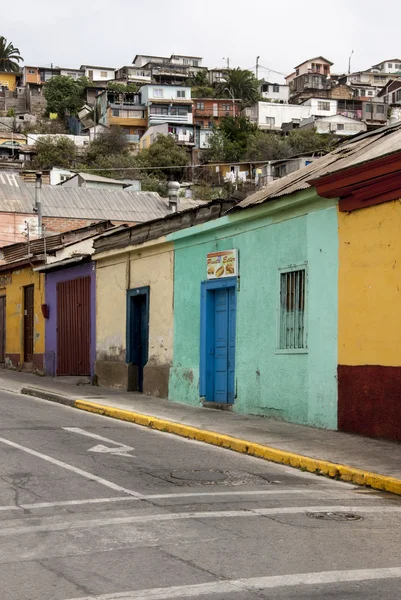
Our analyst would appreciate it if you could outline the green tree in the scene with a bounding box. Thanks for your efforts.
[43,75,90,119]
[286,128,337,155]
[245,131,290,161]
[107,81,138,93]
[85,127,130,162]
[188,71,209,87]
[202,116,258,162]
[191,86,215,98]
[216,68,260,107]
[32,135,76,169]
[0,37,23,72]
[135,134,190,179]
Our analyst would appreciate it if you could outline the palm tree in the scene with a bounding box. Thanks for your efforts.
[0,37,23,72]
[216,68,260,107]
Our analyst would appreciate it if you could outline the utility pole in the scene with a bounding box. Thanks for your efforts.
[256,56,260,81]
[223,57,230,70]
[348,50,354,75]
[34,172,42,237]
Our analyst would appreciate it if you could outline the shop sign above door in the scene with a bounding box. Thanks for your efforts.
[207,249,238,279]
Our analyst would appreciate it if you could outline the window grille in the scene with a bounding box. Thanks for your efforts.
[279,268,306,350]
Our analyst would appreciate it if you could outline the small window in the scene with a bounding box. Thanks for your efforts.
[318,101,330,110]
[367,90,373,96]
[265,116,275,127]
[183,58,189,65]
[360,89,365,96]
[196,102,205,110]
[177,90,186,98]
[153,88,164,98]
[396,64,401,69]
[273,85,280,93]
[193,60,199,67]
[100,71,107,77]
[28,69,36,74]
[337,123,345,130]
[376,104,385,114]
[365,103,373,112]
[388,63,393,68]
[295,69,299,76]
[112,109,119,116]
[278,268,306,350]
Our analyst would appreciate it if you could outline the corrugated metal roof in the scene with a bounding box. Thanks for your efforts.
[236,122,401,210]
[0,175,200,221]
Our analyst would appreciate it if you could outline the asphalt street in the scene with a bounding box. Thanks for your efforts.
[0,389,400,600]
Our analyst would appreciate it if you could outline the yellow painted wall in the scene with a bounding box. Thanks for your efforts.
[96,256,127,360]
[129,242,174,367]
[95,239,174,366]
[0,72,17,91]
[0,135,26,145]
[338,199,401,366]
[1,267,45,363]
[109,116,147,127]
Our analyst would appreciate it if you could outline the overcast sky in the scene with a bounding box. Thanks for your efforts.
[3,0,401,81]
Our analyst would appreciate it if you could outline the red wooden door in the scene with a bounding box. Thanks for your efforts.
[0,296,5,363]
[57,277,91,376]
[23,285,34,362]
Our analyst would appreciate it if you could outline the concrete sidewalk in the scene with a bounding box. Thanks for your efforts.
[1,368,400,495]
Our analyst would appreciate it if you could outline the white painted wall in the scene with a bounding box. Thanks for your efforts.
[140,85,192,103]
[302,98,337,117]
[373,60,401,73]
[260,83,289,103]
[82,67,115,81]
[300,114,367,136]
[26,134,90,147]
[245,102,311,130]
[50,167,74,186]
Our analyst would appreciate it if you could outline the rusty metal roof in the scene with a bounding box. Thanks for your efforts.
[236,122,401,210]
[0,174,198,221]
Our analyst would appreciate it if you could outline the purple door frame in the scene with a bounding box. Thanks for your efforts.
[44,261,96,379]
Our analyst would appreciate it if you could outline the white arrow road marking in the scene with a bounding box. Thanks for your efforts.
[88,444,135,457]
[63,427,135,457]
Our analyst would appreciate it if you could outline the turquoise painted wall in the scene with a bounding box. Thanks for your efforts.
[168,193,338,429]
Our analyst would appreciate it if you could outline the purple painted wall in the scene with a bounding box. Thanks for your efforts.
[44,261,96,379]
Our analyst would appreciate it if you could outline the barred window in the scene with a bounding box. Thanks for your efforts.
[279,268,306,350]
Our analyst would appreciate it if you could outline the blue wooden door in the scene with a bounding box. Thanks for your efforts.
[213,288,229,402]
[207,286,236,403]
[227,286,236,403]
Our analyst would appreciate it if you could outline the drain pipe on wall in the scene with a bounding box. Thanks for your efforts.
[34,172,43,237]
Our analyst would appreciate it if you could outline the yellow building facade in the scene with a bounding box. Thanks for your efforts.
[0,266,45,370]
[0,72,17,91]
[95,236,174,396]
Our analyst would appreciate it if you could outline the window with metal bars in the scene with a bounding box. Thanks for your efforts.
[278,268,306,350]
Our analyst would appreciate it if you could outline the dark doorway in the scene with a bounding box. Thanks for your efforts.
[57,277,91,376]
[23,285,34,362]
[0,296,5,363]
[127,287,149,392]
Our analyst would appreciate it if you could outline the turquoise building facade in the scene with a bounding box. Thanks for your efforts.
[167,189,339,429]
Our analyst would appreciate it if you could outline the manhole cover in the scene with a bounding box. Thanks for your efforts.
[306,511,363,522]
[170,469,227,483]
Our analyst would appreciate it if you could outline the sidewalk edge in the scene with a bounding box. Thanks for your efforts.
[74,399,401,497]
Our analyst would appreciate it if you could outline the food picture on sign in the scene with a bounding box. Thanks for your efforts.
[206,250,238,279]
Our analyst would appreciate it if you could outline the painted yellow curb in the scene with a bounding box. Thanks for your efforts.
[74,399,401,496]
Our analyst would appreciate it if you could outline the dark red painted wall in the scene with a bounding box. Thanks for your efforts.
[338,365,401,442]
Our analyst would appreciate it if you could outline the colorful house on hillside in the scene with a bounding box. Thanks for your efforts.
[0,72,17,91]
[167,122,401,442]
[0,222,112,374]
[310,132,401,442]
[92,200,235,396]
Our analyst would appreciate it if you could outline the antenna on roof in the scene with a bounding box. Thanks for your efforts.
[348,49,354,74]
